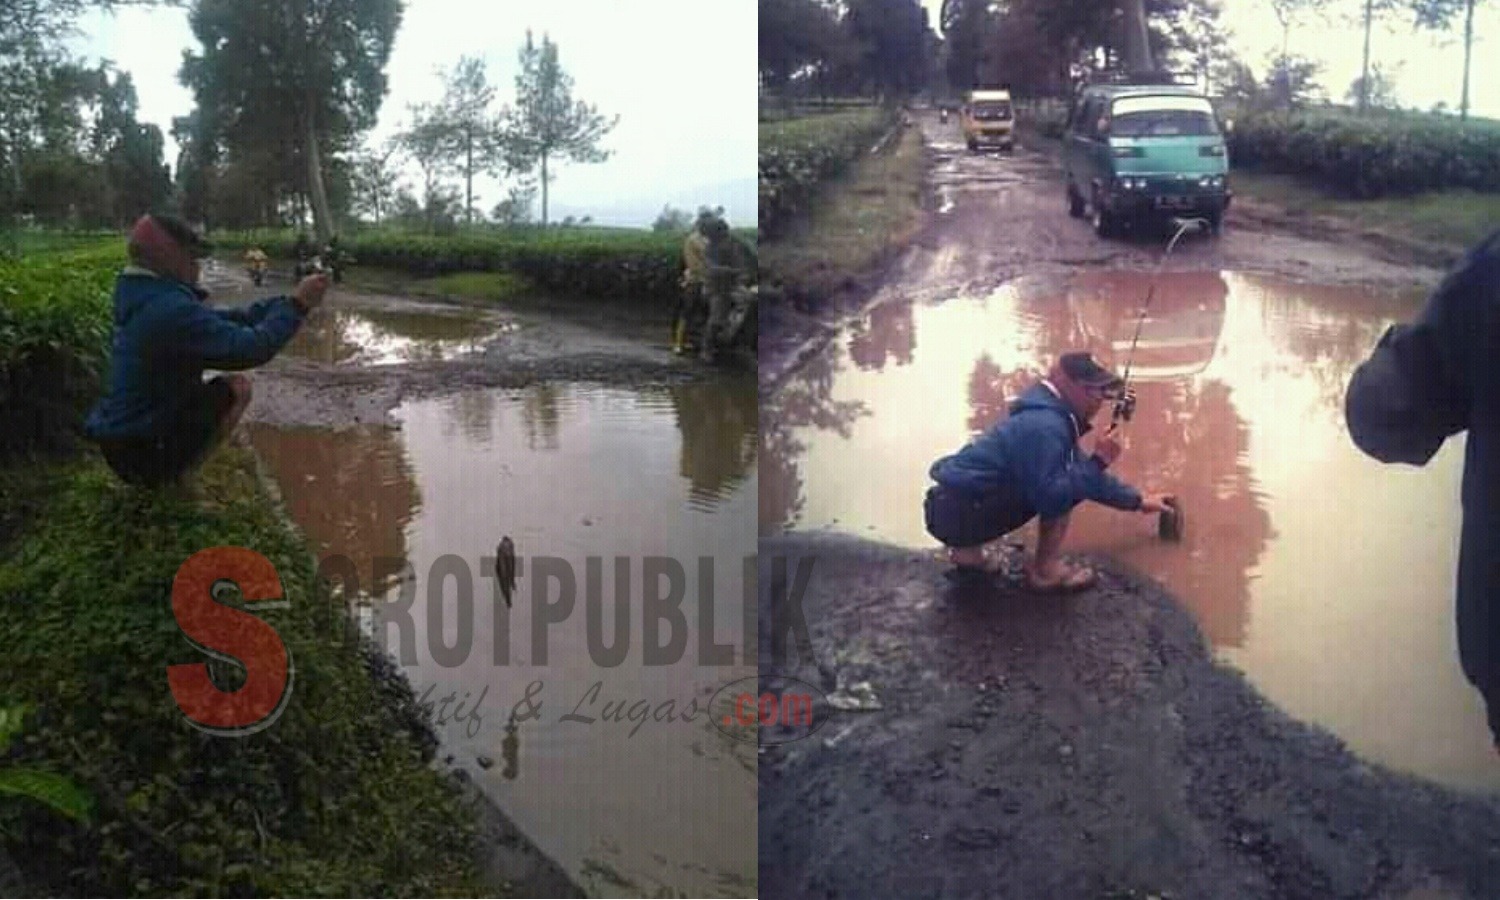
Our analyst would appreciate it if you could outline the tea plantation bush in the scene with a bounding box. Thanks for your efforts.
[0,451,484,895]
[0,244,117,459]
[1227,110,1500,198]
[214,227,693,304]
[759,107,897,237]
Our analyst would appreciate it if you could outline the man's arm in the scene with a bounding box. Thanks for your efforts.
[1346,231,1492,465]
[168,294,305,370]
[1020,425,1142,519]
[215,296,292,327]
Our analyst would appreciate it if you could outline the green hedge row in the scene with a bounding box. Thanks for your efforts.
[759,107,896,238]
[0,244,118,459]
[1226,110,1500,198]
[214,227,700,305]
[0,452,483,895]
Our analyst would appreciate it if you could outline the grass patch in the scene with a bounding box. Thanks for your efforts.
[0,448,489,896]
[760,121,926,303]
[412,270,532,303]
[1230,169,1500,250]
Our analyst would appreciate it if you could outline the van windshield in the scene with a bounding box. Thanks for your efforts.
[972,102,1012,121]
[1111,109,1217,137]
[1109,96,1219,137]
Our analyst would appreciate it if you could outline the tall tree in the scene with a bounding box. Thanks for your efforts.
[1413,0,1486,121]
[1348,0,1402,113]
[502,31,616,227]
[940,0,996,92]
[349,137,399,224]
[395,103,456,233]
[179,0,402,242]
[845,0,931,98]
[428,55,505,224]
[759,0,847,92]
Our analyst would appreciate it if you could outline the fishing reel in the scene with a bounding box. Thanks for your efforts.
[1109,387,1137,428]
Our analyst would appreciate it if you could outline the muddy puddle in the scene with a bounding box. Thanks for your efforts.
[760,270,1500,793]
[250,376,758,898]
[279,304,511,365]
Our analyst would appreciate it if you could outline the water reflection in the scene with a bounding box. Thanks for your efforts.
[246,422,420,596]
[763,271,1500,790]
[249,379,759,895]
[848,299,916,372]
[669,376,758,512]
[282,305,506,366]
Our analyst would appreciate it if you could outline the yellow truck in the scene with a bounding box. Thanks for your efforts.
[961,88,1014,152]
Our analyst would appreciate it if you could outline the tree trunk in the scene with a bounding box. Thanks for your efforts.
[1122,0,1155,75]
[304,91,332,244]
[465,124,473,225]
[1460,0,1474,121]
[1359,0,1372,113]
[540,153,549,227]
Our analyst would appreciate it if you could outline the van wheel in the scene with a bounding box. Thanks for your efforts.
[1091,191,1117,238]
[1207,210,1224,236]
[1067,183,1085,218]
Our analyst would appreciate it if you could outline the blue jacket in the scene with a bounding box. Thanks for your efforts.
[1345,226,1500,737]
[929,381,1142,518]
[84,268,306,440]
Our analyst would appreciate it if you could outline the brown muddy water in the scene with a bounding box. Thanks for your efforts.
[760,270,1500,794]
[249,375,758,897]
[280,304,513,365]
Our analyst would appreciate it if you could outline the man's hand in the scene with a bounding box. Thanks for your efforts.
[293,272,330,313]
[1093,434,1123,467]
[1139,493,1176,514]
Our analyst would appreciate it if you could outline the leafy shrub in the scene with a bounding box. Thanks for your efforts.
[0,451,485,895]
[1228,109,1500,198]
[0,244,119,460]
[214,227,698,305]
[759,107,896,238]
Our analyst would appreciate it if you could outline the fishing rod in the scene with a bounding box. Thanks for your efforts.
[1105,215,1209,543]
[1106,215,1209,436]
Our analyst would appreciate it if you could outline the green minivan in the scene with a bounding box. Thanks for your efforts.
[1063,83,1232,238]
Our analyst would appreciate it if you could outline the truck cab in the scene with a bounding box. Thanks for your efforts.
[1063,78,1232,238]
[962,89,1014,152]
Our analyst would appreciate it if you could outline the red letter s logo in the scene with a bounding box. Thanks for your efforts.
[168,547,293,735]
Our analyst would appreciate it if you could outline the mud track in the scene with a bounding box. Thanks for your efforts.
[760,110,1445,392]
[218,284,706,429]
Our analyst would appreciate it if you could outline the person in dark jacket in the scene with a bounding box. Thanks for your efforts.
[925,351,1175,591]
[84,213,329,488]
[1345,226,1500,752]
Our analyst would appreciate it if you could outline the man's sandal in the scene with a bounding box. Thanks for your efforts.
[1025,562,1097,594]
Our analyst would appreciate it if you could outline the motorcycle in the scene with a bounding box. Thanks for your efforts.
[702,283,758,368]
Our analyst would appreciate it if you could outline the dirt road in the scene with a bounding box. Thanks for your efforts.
[756,111,1500,899]
[198,271,705,430]
[760,110,1441,390]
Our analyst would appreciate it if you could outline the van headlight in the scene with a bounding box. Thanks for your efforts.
[1199,175,1225,189]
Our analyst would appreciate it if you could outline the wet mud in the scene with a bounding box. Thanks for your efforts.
[758,533,1500,900]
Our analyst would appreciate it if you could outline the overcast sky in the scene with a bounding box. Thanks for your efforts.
[71,0,758,228]
[919,0,1498,119]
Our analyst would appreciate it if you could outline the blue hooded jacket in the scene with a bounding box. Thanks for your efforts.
[929,381,1142,519]
[84,268,306,440]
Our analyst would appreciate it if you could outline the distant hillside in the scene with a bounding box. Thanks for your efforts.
[550,175,757,230]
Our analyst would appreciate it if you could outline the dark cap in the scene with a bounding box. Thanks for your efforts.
[1058,351,1123,390]
[133,213,214,257]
